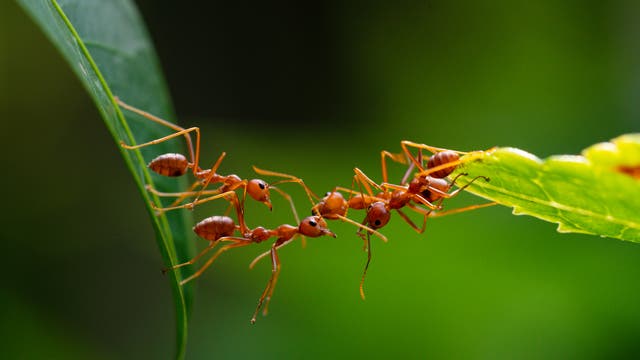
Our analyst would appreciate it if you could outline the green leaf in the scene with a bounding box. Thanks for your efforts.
[16,0,195,358]
[452,134,640,242]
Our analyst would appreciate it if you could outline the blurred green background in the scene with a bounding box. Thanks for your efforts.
[3,0,640,359]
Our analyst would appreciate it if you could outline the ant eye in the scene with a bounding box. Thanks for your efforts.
[309,220,317,227]
[374,220,381,226]
[259,182,266,190]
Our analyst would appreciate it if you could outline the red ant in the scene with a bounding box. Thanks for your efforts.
[164,190,336,323]
[116,97,305,218]
[349,168,491,299]
[324,142,493,299]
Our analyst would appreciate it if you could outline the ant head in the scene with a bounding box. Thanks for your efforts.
[366,201,391,229]
[299,216,336,238]
[246,179,272,210]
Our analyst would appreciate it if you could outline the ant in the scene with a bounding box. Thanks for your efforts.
[329,141,494,299]
[164,189,336,324]
[374,141,496,230]
[116,97,304,217]
[349,167,491,299]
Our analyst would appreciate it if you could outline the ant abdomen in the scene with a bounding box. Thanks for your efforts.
[427,150,459,178]
[193,215,236,241]
[149,153,189,177]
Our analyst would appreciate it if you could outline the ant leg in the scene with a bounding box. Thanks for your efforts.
[251,243,282,324]
[404,202,441,234]
[380,183,440,210]
[120,127,200,170]
[151,190,238,214]
[270,187,301,224]
[400,141,428,172]
[252,166,320,206]
[353,168,383,194]
[193,152,228,203]
[359,232,372,300]
[261,238,300,317]
[394,208,424,234]
[380,150,406,183]
[146,185,223,198]
[400,148,425,185]
[249,249,271,270]
[162,241,219,274]
[345,169,384,235]
[335,214,388,242]
[332,186,385,203]
[428,202,497,217]
[427,175,491,199]
[168,180,208,208]
[401,140,469,156]
[146,183,228,209]
[116,97,201,175]
[270,186,307,247]
[180,237,252,286]
[446,175,490,197]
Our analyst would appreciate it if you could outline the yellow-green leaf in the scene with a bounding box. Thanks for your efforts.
[453,134,640,241]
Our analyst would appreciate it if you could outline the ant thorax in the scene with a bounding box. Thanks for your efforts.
[388,190,411,210]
